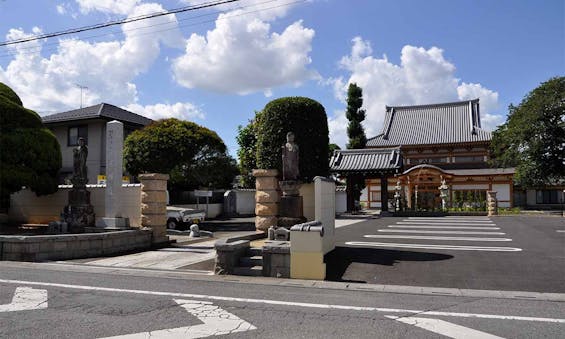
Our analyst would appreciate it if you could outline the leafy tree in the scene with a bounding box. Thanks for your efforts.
[346,83,367,149]
[235,112,262,188]
[328,143,341,162]
[124,118,236,189]
[256,97,329,181]
[490,77,565,187]
[0,82,62,209]
[344,83,367,207]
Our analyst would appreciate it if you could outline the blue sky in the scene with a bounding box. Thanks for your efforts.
[0,0,563,157]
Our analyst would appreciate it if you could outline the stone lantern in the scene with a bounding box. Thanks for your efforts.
[438,176,449,211]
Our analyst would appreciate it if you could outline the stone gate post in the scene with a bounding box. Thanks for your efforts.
[253,169,280,232]
[139,173,169,245]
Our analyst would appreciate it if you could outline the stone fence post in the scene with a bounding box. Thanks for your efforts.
[487,191,498,216]
[139,173,169,245]
[253,169,280,232]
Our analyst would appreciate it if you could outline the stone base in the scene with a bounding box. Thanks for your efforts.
[96,217,130,229]
[63,204,95,232]
[256,216,278,232]
[280,196,304,218]
[277,216,306,228]
[279,180,302,196]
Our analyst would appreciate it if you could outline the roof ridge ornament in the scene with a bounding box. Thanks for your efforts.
[383,107,394,140]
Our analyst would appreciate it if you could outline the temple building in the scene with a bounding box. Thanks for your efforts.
[330,99,515,212]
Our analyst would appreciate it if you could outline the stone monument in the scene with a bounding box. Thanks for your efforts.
[277,132,306,229]
[62,137,95,232]
[97,120,130,228]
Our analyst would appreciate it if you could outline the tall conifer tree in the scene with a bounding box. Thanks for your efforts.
[346,83,367,149]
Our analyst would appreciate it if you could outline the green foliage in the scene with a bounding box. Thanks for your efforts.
[346,83,367,149]
[124,118,236,189]
[0,82,62,206]
[235,112,262,188]
[490,77,565,187]
[328,143,341,162]
[256,97,329,181]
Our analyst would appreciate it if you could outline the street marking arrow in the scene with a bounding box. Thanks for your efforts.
[386,315,505,339]
[101,299,256,339]
[0,287,48,312]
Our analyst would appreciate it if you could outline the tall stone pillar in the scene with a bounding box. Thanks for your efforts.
[97,120,129,228]
[487,191,498,216]
[139,173,169,244]
[253,169,279,232]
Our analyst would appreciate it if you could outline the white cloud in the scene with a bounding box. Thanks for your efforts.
[328,110,348,148]
[76,0,141,15]
[124,102,205,121]
[329,37,503,147]
[56,4,67,15]
[0,3,183,114]
[172,9,318,95]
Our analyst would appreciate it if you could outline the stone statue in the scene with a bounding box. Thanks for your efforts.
[73,137,88,183]
[282,132,299,181]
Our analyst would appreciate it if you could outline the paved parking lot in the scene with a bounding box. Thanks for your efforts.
[329,215,565,292]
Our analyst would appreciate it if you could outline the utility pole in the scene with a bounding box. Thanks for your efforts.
[76,84,88,108]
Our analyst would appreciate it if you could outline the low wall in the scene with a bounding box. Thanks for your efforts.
[0,230,152,262]
[9,184,142,226]
[175,203,223,219]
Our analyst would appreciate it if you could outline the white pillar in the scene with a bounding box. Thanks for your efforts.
[97,120,129,228]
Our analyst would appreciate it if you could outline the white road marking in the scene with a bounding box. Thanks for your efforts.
[397,221,494,224]
[346,241,522,252]
[408,217,491,220]
[557,230,565,233]
[0,287,48,312]
[0,279,561,323]
[364,235,511,242]
[379,230,505,235]
[101,299,256,339]
[388,225,500,230]
[386,316,505,339]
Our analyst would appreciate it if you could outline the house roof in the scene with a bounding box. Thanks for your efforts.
[367,99,491,147]
[330,147,402,174]
[42,103,153,126]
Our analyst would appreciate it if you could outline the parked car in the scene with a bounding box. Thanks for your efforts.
[166,206,206,230]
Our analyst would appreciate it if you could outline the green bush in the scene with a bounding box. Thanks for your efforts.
[256,97,329,181]
[0,82,62,207]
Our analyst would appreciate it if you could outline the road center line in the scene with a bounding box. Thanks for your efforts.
[346,241,522,252]
[0,279,560,323]
[365,235,511,241]
[388,225,500,230]
[379,230,505,235]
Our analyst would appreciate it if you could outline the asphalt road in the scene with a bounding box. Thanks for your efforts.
[1,263,564,338]
[329,215,565,292]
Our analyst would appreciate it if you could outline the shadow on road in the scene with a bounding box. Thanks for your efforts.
[325,246,453,283]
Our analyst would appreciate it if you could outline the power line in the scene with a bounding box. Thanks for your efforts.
[0,0,240,47]
[0,0,304,59]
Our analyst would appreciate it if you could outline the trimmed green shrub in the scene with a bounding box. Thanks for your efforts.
[0,82,62,207]
[256,97,329,181]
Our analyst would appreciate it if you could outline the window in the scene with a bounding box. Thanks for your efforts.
[536,190,560,204]
[453,156,484,163]
[68,125,88,146]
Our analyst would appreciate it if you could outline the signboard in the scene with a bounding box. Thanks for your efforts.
[97,175,131,185]
[194,190,213,197]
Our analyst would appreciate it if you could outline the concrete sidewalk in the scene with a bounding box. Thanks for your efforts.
[58,230,264,272]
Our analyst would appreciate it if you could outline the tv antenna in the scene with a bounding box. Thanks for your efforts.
[76,84,88,108]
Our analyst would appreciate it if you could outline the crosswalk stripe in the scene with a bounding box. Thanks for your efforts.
[378,230,505,235]
[365,235,511,241]
[398,221,494,224]
[346,241,522,252]
[388,225,500,230]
